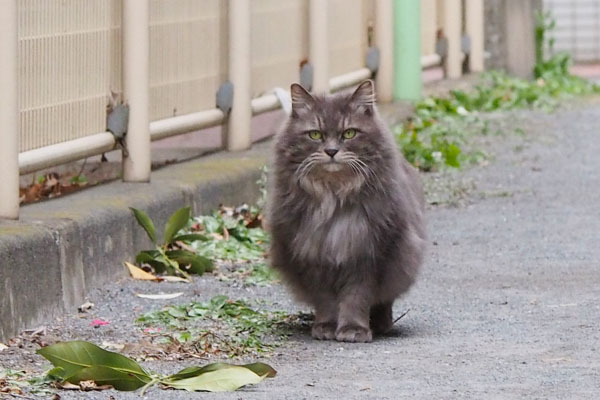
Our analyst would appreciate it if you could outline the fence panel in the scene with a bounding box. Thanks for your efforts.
[18,0,121,152]
[421,0,438,57]
[328,0,373,78]
[544,0,600,62]
[148,0,226,122]
[251,0,307,96]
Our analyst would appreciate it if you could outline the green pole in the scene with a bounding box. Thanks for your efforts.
[393,0,422,101]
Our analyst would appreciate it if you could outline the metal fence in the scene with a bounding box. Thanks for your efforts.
[0,0,484,219]
[543,0,600,62]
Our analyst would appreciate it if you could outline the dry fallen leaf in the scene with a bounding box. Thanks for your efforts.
[135,292,183,300]
[78,302,95,313]
[55,382,81,390]
[162,275,191,283]
[101,341,125,352]
[0,343,8,352]
[124,261,161,281]
[56,381,113,391]
[223,226,230,241]
[80,381,114,391]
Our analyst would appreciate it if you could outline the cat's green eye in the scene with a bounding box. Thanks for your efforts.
[308,130,323,140]
[343,129,357,139]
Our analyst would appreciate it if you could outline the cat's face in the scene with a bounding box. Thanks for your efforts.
[278,80,384,194]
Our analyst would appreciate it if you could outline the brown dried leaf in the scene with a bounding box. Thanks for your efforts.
[222,227,230,241]
[124,262,161,281]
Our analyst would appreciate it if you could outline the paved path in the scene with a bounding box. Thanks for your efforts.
[3,103,600,399]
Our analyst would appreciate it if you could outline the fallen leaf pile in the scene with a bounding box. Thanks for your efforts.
[19,172,88,204]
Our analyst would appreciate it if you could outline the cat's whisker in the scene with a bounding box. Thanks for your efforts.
[295,154,322,182]
[350,161,374,190]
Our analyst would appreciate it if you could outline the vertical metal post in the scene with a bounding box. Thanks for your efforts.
[393,0,422,101]
[375,0,394,102]
[0,0,20,219]
[443,0,462,78]
[122,0,151,182]
[226,0,251,151]
[466,0,484,72]
[309,0,329,93]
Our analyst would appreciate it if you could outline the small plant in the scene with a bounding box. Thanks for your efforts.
[535,10,556,65]
[189,205,269,262]
[131,206,214,279]
[69,174,88,185]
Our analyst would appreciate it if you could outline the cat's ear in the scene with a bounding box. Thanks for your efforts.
[348,80,375,116]
[290,83,315,116]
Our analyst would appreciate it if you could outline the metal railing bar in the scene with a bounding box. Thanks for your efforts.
[421,54,442,68]
[149,108,225,141]
[18,132,116,175]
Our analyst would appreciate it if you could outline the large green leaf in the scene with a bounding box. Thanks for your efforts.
[162,365,265,392]
[172,233,210,243]
[136,250,167,273]
[37,341,152,391]
[166,250,214,274]
[130,208,157,244]
[165,362,276,382]
[67,365,151,391]
[243,362,277,378]
[164,207,191,244]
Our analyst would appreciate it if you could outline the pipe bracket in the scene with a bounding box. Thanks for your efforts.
[216,81,234,114]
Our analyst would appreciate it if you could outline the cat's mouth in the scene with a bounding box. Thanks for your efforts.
[321,161,344,172]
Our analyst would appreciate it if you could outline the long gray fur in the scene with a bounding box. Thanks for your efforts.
[267,80,426,342]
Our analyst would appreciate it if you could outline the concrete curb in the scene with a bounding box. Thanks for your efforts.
[0,144,269,340]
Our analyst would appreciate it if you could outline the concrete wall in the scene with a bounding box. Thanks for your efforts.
[484,0,543,73]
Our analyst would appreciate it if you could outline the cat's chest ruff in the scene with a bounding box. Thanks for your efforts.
[292,199,373,266]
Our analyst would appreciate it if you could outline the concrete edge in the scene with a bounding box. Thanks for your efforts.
[0,145,269,340]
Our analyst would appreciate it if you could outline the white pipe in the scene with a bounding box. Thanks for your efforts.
[18,133,116,176]
[251,94,282,116]
[329,68,372,93]
[309,0,329,93]
[226,0,251,151]
[0,0,19,219]
[466,0,485,72]
[122,0,151,181]
[375,0,394,102]
[150,109,225,141]
[443,0,463,78]
[421,53,442,68]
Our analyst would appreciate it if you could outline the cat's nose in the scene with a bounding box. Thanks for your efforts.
[324,148,339,158]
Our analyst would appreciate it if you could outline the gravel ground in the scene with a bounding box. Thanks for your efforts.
[2,101,600,399]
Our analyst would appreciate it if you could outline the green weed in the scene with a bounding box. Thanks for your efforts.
[136,296,310,357]
[397,62,599,172]
[188,206,269,262]
[0,368,55,396]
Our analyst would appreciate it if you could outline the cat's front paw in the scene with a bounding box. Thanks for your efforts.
[335,325,372,343]
[311,322,337,340]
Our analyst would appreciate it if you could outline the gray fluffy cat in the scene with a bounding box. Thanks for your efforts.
[268,80,426,342]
